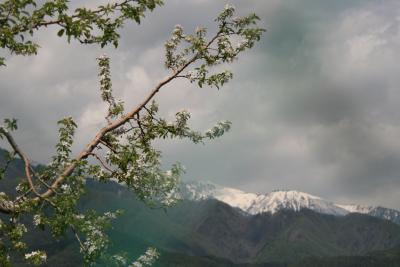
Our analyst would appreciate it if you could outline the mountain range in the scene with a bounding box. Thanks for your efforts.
[181,181,400,224]
[95,181,400,266]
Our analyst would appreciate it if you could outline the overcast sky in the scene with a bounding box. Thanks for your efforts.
[1,0,400,209]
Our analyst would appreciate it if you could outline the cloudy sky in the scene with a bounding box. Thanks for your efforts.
[1,0,400,209]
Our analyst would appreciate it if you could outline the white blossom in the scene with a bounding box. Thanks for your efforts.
[15,183,24,193]
[224,4,235,10]
[61,184,71,192]
[25,250,47,264]
[33,215,42,226]
[104,212,114,219]
[130,248,159,267]
[113,254,127,265]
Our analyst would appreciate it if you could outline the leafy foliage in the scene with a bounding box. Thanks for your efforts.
[0,2,264,266]
[0,0,163,66]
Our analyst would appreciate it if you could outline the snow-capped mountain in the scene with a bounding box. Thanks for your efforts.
[181,181,400,224]
[338,205,400,224]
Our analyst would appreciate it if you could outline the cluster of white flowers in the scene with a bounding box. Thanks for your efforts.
[178,109,190,118]
[60,183,71,193]
[98,54,108,61]
[15,223,27,235]
[82,240,97,256]
[218,38,236,61]
[205,128,213,135]
[185,70,199,82]
[224,3,235,10]
[125,164,136,177]
[15,183,25,193]
[24,250,47,264]
[112,254,127,265]
[237,39,249,50]
[59,139,71,147]
[81,221,108,258]
[25,251,42,259]
[135,155,151,170]
[172,24,183,37]
[160,188,180,206]
[74,214,85,220]
[164,40,176,50]
[195,26,206,35]
[165,24,184,49]
[130,248,159,267]
[33,214,42,226]
[124,164,142,187]
[103,211,117,219]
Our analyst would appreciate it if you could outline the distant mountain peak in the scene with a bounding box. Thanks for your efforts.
[336,204,374,214]
[181,181,400,224]
[246,189,344,215]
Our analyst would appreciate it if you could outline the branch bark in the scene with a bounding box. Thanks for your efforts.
[0,127,40,196]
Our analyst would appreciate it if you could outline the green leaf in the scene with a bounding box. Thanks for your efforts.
[57,29,65,37]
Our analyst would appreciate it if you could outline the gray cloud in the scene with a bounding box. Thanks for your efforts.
[1,0,400,209]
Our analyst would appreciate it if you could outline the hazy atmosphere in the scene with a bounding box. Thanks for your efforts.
[2,0,400,210]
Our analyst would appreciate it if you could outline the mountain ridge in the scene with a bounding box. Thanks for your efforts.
[181,181,400,224]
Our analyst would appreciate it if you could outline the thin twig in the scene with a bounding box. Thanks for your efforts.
[135,114,146,139]
[0,151,16,175]
[88,152,113,173]
[99,140,118,154]
[70,225,85,252]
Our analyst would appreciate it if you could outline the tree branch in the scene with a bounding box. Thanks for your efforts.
[99,139,118,154]
[0,127,40,197]
[39,28,224,199]
[0,28,223,210]
[40,55,197,198]
[135,114,146,139]
[88,152,113,173]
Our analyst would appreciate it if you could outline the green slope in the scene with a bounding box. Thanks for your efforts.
[290,247,400,267]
